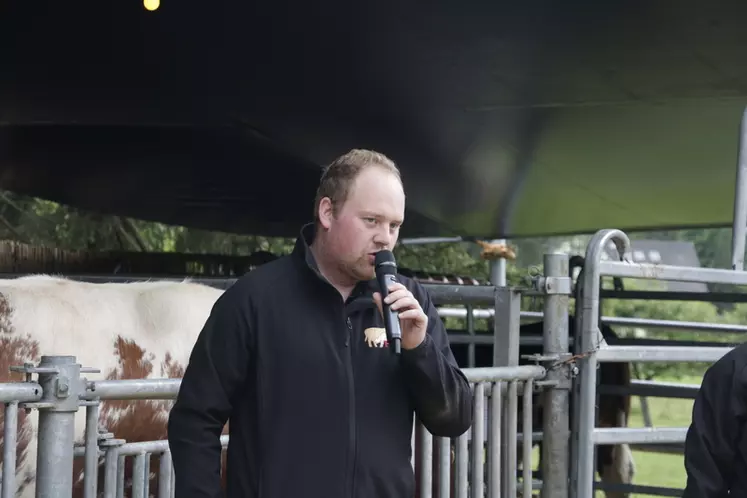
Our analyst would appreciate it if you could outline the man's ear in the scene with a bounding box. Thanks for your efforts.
[318,197,334,230]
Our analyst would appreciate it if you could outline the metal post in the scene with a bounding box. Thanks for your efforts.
[490,240,507,287]
[540,253,571,498]
[34,356,82,498]
[10,356,99,498]
[732,105,747,270]
[493,286,521,497]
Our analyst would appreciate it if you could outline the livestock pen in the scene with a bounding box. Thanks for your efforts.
[0,230,745,497]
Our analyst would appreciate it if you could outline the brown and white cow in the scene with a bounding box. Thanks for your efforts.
[0,274,226,498]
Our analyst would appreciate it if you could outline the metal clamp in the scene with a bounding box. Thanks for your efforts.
[534,275,572,295]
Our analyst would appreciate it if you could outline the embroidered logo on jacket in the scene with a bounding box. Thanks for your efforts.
[363,327,389,348]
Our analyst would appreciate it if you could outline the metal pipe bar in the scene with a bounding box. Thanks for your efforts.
[426,285,497,306]
[599,380,701,399]
[0,382,42,403]
[83,379,181,400]
[441,306,747,335]
[600,260,747,287]
[600,289,747,303]
[462,366,546,383]
[2,402,18,498]
[116,436,230,456]
[594,481,684,497]
[595,345,733,363]
[593,427,687,445]
[732,105,747,271]
[574,229,631,498]
[540,253,570,498]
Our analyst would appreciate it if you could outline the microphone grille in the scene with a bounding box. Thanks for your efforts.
[374,250,396,267]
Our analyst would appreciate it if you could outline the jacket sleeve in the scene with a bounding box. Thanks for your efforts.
[399,282,473,438]
[682,351,747,498]
[168,284,254,498]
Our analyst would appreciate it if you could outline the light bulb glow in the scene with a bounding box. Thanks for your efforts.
[144,0,160,11]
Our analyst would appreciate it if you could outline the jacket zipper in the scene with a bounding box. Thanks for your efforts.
[344,313,357,498]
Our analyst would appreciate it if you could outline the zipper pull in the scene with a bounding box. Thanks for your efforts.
[345,317,352,347]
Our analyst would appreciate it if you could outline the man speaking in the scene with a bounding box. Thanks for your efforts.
[167,148,473,498]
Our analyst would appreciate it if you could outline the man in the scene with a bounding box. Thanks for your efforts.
[682,341,747,497]
[167,149,473,498]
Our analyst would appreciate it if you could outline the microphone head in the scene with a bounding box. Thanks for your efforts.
[374,250,397,271]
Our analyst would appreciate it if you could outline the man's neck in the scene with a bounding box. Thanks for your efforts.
[309,240,356,301]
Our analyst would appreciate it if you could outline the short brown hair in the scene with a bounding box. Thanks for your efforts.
[313,148,402,221]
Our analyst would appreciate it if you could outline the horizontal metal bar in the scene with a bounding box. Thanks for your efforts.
[598,379,701,399]
[600,289,747,303]
[462,365,545,382]
[443,307,747,334]
[593,427,686,445]
[82,379,180,400]
[426,284,497,305]
[600,260,747,287]
[595,345,733,363]
[629,443,684,455]
[0,383,42,403]
[116,436,229,456]
[594,481,683,497]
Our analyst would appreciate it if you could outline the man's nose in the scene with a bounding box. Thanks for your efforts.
[373,230,392,249]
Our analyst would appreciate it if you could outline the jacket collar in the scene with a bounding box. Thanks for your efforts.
[292,223,378,304]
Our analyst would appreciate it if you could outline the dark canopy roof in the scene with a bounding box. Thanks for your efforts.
[2,1,747,239]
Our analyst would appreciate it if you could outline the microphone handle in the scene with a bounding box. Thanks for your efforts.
[380,273,402,355]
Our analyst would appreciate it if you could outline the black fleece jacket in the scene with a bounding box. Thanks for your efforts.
[683,341,747,497]
[167,224,473,498]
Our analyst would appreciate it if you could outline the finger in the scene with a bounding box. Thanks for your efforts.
[383,288,411,304]
[390,296,422,312]
[386,282,407,293]
[397,309,427,321]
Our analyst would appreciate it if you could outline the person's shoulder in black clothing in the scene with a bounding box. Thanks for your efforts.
[682,341,747,497]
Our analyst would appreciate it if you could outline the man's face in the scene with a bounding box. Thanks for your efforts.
[319,166,405,282]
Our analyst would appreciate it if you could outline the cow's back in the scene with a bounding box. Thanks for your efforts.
[0,275,225,498]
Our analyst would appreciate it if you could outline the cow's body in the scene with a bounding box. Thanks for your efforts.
[0,274,226,498]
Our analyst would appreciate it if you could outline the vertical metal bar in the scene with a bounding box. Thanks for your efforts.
[418,424,432,498]
[144,453,151,497]
[493,287,521,368]
[103,447,119,498]
[454,432,469,498]
[503,380,518,498]
[470,383,485,498]
[522,380,534,498]
[437,437,451,498]
[732,105,747,271]
[490,245,507,287]
[83,402,100,498]
[488,382,502,498]
[466,304,475,368]
[2,402,19,498]
[133,453,146,498]
[541,253,571,498]
[575,230,631,498]
[158,452,173,498]
[34,356,82,498]
[117,454,125,498]
[411,418,416,469]
[170,460,176,498]
[494,286,520,496]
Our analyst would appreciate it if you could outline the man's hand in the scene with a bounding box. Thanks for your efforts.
[373,282,427,350]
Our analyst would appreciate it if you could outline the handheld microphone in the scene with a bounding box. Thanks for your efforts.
[374,250,402,355]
